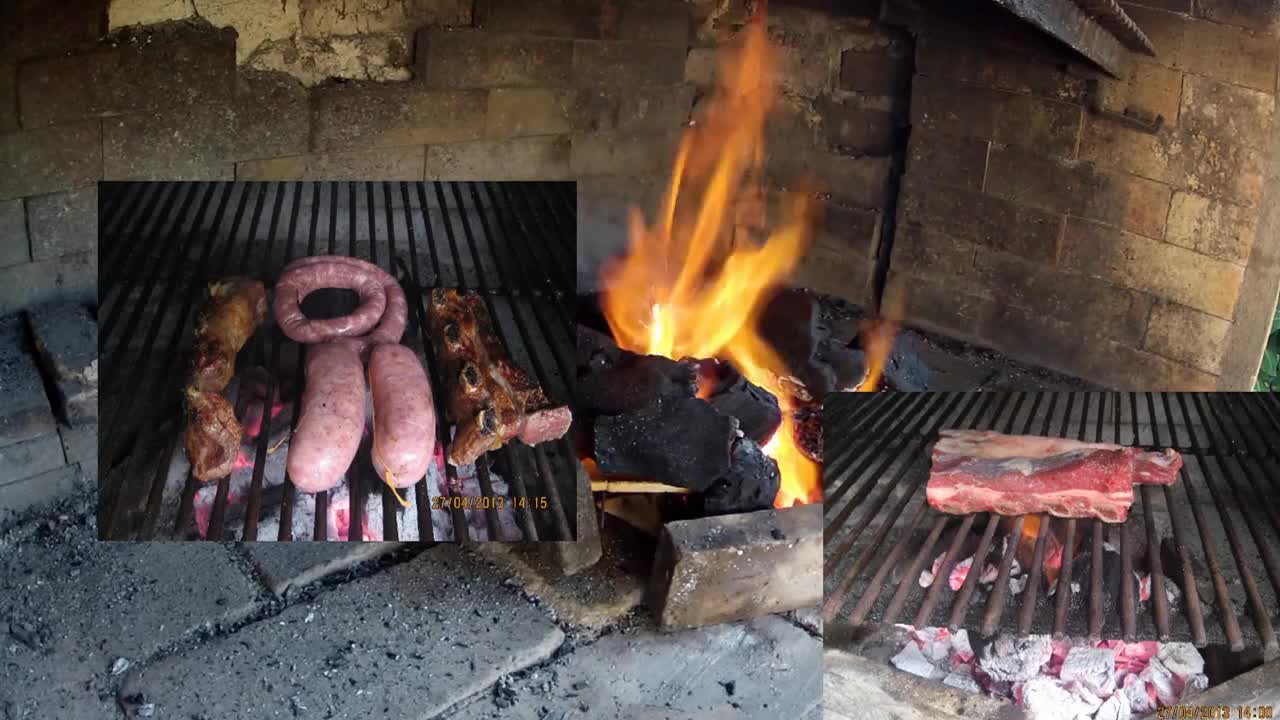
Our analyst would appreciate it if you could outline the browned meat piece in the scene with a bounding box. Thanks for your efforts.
[185,277,266,482]
[190,278,267,393]
[184,386,241,482]
[426,289,572,466]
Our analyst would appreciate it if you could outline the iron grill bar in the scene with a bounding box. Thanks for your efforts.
[99,182,576,541]
[823,392,1280,650]
[823,393,933,519]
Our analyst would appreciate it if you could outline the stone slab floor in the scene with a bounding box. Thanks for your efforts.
[0,497,822,719]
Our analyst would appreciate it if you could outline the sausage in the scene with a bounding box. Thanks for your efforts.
[273,256,408,355]
[287,342,367,494]
[368,344,436,495]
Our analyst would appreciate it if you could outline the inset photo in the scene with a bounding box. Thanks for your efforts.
[823,391,1278,718]
[97,181,577,542]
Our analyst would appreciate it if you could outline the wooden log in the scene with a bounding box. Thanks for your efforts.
[649,503,822,630]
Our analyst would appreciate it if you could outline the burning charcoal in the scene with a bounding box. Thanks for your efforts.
[1141,656,1179,706]
[705,371,781,445]
[978,635,1053,682]
[576,323,620,368]
[593,397,736,492]
[1059,646,1118,696]
[696,437,779,515]
[890,640,943,680]
[577,326,699,418]
[757,288,868,397]
[793,406,821,463]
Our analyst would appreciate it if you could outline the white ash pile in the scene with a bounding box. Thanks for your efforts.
[890,626,1208,720]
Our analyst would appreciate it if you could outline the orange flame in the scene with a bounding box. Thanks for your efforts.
[599,8,819,507]
[855,283,904,391]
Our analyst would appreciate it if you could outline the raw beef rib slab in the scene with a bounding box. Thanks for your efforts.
[926,430,1183,523]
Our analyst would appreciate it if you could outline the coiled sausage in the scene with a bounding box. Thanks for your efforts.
[272,255,407,356]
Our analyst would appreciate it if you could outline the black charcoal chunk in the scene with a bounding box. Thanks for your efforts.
[697,437,779,515]
[593,397,736,492]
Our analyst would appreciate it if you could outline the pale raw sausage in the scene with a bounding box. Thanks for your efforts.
[287,342,366,494]
[368,344,436,497]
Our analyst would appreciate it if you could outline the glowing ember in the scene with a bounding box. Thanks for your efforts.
[600,6,819,508]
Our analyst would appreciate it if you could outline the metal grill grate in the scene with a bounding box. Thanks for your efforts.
[822,392,1280,656]
[97,181,577,542]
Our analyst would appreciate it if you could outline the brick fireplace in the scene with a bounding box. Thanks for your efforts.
[1,0,1278,391]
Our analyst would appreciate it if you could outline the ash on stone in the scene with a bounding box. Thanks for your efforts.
[593,397,737,492]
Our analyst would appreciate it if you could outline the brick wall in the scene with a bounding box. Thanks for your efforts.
[0,0,907,316]
[886,1,1280,390]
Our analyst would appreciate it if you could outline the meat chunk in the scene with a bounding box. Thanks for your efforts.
[927,430,1182,523]
[426,289,572,466]
[185,277,267,482]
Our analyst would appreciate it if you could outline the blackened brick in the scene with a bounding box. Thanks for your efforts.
[0,63,16,133]
[769,149,891,209]
[0,432,65,484]
[102,110,236,181]
[570,130,678,175]
[0,0,106,63]
[1143,301,1232,374]
[618,0,691,44]
[911,75,1082,158]
[897,176,1061,262]
[885,269,990,342]
[838,49,907,96]
[487,88,576,138]
[230,70,310,161]
[572,84,695,134]
[0,315,56,448]
[480,0,612,38]
[426,136,571,180]
[890,224,977,282]
[905,132,988,191]
[313,84,486,151]
[236,147,426,181]
[985,146,1171,239]
[0,122,102,201]
[17,27,235,128]
[0,252,96,317]
[573,41,687,88]
[1123,4,1277,92]
[973,252,1153,345]
[0,199,28,268]
[1196,0,1280,31]
[818,96,896,155]
[419,29,573,88]
[914,34,1089,103]
[27,301,97,386]
[1060,217,1243,318]
[27,186,96,261]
